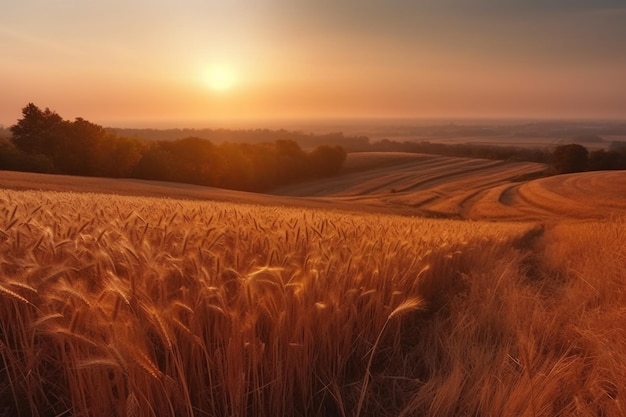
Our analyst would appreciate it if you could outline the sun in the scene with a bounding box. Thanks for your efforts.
[205,66,237,91]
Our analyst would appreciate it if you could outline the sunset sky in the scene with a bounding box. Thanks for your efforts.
[2,0,626,128]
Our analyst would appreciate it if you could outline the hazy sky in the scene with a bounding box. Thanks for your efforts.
[2,0,626,127]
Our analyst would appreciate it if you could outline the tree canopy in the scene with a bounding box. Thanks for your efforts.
[10,103,64,156]
[3,103,348,191]
[552,144,589,174]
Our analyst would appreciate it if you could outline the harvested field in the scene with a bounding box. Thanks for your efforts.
[274,152,548,219]
[467,170,626,220]
[275,153,626,221]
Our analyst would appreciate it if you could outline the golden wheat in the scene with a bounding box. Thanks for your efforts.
[0,189,624,416]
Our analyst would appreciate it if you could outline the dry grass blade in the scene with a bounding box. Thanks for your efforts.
[31,313,64,328]
[388,297,425,320]
[129,347,161,380]
[355,297,425,417]
[126,392,140,417]
[76,358,122,370]
[0,284,32,305]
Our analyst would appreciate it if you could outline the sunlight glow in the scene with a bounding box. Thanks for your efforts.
[205,66,237,91]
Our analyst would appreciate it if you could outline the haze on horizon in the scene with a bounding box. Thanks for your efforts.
[2,0,626,128]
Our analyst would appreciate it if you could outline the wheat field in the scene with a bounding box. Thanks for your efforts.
[0,153,548,219]
[1,186,625,417]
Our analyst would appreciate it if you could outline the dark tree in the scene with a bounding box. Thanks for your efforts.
[552,144,589,174]
[53,117,106,175]
[132,143,176,182]
[308,145,347,177]
[10,103,64,157]
[587,149,626,171]
[0,137,54,173]
[216,142,255,190]
[168,137,219,185]
[274,139,308,182]
[97,135,145,177]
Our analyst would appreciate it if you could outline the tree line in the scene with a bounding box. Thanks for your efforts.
[3,104,623,188]
[365,139,626,174]
[108,126,371,150]
[368,139,552,163]
[1,104,346,192]
[551,143,626,174]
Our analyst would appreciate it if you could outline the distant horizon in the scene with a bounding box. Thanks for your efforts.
[4,111,626,133]
[112,115,626,131]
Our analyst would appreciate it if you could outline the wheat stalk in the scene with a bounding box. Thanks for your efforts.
[355,297,424,417]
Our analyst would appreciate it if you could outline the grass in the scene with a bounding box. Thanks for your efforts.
[0,187,624,416]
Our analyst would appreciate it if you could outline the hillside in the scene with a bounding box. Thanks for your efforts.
[0,152,541,218]
[1,154,626,416]
[4,151,626,221]
[274,152,626,220]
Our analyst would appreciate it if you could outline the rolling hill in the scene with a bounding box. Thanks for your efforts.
[3,152,626,221]
[1,153,626,416]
